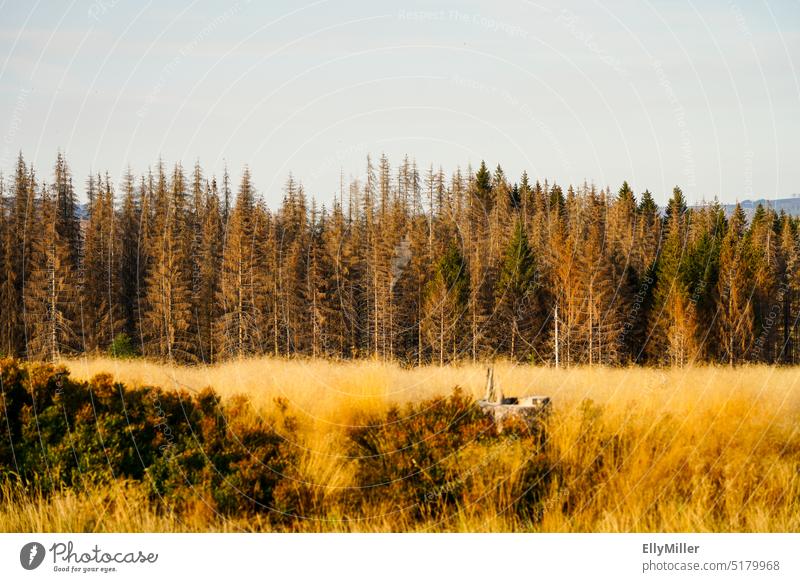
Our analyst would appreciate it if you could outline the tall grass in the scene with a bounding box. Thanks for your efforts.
[1,357,798,532]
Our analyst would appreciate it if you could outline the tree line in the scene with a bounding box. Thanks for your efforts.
[1,152,798,366]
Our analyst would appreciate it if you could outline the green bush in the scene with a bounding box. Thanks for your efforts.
[0,359,296,520]
[108,333,137,358]
[345,388,494,518]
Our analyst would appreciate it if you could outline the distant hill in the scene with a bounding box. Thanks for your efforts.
[76,201,90,220]
[706,196,800,219]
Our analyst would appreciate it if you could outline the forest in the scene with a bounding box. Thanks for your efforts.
[0,152,796,366]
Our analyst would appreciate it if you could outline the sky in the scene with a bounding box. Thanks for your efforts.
[0,0,798,207]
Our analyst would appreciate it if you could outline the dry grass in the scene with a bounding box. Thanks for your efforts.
[3,357,799,532]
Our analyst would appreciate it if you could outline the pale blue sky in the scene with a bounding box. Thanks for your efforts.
[1,0,798,206]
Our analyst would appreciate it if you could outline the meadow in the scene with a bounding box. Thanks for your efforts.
[1,357,798,532]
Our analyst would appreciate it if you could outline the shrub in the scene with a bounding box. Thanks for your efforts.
[108,333,137,359]
[345,388,497,519]
[0,359,296,521]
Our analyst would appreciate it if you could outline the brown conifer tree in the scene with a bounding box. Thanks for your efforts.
[216,168,260,358]
[25,164,80,361]
[82,173,121,352]
[142,163,194,360]
[717,204,754,364]
[117,169,143,343]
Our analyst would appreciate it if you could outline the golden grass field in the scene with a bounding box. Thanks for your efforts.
[2,357,799,532]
